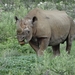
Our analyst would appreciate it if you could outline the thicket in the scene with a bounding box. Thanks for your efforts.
[0,0,75,75]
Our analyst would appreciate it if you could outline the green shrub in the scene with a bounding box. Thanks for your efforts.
[31,51,75,75]
[0,38,35,57]
[0,12,16,42]
[0,51,75,75]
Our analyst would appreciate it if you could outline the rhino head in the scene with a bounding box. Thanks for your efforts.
[15,16,37,45]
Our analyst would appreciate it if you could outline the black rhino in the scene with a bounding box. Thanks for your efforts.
[15,8,75,56]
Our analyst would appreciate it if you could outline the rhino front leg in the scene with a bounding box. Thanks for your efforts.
[52,44,60,56]
[37,38,50,56]
[29,40,39,54]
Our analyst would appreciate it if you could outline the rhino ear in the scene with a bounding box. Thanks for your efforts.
[15,16,19,22]
[32,16,37,24]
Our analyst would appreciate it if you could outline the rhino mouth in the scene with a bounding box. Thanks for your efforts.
[19,39,28,46]
[19,40,25,46]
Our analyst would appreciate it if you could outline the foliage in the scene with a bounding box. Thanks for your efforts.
[0,38,35,57]
[0,12,16,42]
[31,51,75,75]
[0,50,75,75]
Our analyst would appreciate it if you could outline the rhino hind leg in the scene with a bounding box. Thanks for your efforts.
[66,35,72,54]
[52,44,60,56]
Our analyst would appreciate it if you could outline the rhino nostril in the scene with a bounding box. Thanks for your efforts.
[24,28,30,34]
[26,30,30,34]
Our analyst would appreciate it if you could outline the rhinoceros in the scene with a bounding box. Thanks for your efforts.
[15,8,75,56]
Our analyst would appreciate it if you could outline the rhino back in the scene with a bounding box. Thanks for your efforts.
[37,9,70,39]
[46,12,71,45]
[25,8,73,45]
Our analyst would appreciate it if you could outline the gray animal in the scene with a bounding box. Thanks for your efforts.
[15,8,75,56]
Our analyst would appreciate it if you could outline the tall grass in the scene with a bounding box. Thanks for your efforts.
[0,50,75,75]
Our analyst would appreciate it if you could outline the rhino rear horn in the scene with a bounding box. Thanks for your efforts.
[32,16,37,24]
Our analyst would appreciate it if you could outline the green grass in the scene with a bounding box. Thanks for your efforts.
[0,48,75,75]
[0,54,36,75]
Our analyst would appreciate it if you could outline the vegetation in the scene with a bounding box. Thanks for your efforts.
[0,0,75,75]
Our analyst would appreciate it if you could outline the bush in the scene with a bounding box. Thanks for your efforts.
[31,51,75,75]
[0,12,16,42]
[0,51,75,75]
[0,38,35,57]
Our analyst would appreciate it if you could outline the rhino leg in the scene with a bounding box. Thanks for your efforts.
[66,35,72,54]
[37,38,50,56]
[52,44,60,56]
[29,39,39,54]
